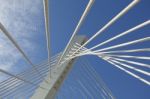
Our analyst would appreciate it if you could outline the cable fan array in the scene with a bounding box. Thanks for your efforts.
[58,0,150,86]
[62,29,150,86]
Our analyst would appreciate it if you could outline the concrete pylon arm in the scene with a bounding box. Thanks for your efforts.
[31,36,86,99]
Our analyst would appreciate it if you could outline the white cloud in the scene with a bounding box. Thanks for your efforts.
[0,0,44,71]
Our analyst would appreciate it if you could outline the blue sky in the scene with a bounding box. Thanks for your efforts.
[51,0,150,98]
[0,0,150,98]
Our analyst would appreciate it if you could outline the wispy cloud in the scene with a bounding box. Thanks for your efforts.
[0,0,44,72]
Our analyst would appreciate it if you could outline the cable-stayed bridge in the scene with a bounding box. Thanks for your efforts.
[0,0,149,99]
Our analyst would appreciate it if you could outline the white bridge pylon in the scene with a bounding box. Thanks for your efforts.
[31,36,88,99]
